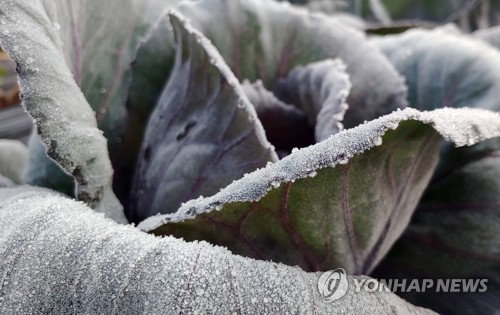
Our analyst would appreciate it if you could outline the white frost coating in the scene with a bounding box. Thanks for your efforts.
[0,139,27,184]
[0,190,434,314]
[140,107,500,231]
[0,185,59,201]
[130,12,278,221]
[275,59,352,141]
[0,1,126,223]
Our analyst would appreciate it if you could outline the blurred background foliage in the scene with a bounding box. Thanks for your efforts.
[281,0,500,31]
[0,49,19,110]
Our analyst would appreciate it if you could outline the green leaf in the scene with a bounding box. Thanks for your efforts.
[0,0,126,223]
[128,13,278,222]
[373,136,500,315]
[135,0,408,132]
[140,107,500,274]
[372,27,500,314]
[362,0,468,23]
[373,140,500,315]
[0,188,435,314]
[0,139,27,184]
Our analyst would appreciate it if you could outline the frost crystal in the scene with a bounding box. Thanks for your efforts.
[0,189,434,314]
[140,107,500,231]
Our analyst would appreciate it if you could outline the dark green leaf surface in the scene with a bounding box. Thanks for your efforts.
[140,107,500,274]
[374,159,500,314]
[372,27,500,315]
[373,137,500,315]
[128,13,278,222]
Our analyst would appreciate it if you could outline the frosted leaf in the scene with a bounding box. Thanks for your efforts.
[372,27,500,113]
[0,0,126,223]
[274,59,352,142]
[140,107,500,274]
[375,134,500,315]
[0,139,27,184]
[177,0,408,129]
[6,0,179,212]
[128,13,277,222]
[122,0,408,216]
[371,28,500,313]
[0,189,435,314]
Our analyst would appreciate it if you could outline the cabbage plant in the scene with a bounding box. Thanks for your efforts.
[0,0,500,314]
